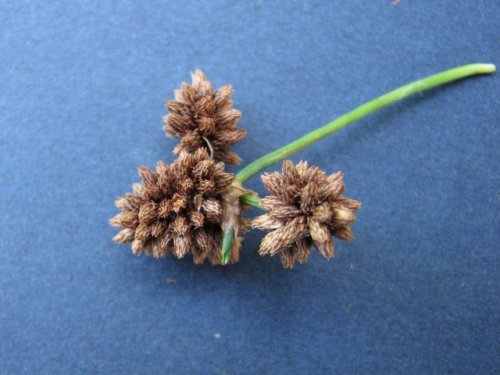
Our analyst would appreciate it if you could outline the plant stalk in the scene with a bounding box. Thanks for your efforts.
[235,63,496,184]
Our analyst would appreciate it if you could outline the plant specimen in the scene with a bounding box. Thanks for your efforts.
[111,64,495,268]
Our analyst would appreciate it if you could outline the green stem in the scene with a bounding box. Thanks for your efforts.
[240,193,264,210]
[235,63,495,184]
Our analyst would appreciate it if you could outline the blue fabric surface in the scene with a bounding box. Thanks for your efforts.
[0,1,498,374]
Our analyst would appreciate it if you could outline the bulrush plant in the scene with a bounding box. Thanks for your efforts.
[111,64,495,268]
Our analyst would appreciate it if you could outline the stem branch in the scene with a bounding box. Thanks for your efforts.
[240,193,264,210]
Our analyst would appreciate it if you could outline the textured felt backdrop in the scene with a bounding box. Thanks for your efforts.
[0,1,498,374]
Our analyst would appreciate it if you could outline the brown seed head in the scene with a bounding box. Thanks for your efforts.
[252,160,361,268]
[164,69,246,165]
[110,149,247,265]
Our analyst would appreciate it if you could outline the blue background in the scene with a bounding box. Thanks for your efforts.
[0,1,498,374]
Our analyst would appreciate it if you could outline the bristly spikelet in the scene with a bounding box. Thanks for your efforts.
[110,149,247,265]
[252,160,361,268]
[164,69,246,165]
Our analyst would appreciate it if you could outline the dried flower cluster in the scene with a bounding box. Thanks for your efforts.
[110,149,247,265]
[164,69,246,165]
[112,69,363,269]
[252,160,361,268]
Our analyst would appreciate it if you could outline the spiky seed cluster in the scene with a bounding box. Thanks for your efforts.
[110,149,246,265]
[164,69,246,165]
[252,160,361,268]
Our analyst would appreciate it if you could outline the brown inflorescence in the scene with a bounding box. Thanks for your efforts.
[252,160,361,268]
[110,149,247,265]
[164,69,246,165]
